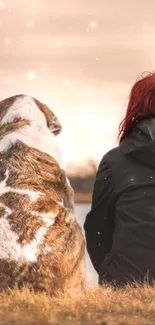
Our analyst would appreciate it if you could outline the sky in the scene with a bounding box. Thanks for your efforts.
[0,0,155,170]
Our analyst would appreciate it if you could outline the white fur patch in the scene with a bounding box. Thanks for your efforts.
[10,189,42,202]
[0,203,56,262]
[31,211,56,226]
[43,246,52,253]
[0,95,62,165]
[65,213,74,223]
[0,170,10,195]
[20,227,48,262]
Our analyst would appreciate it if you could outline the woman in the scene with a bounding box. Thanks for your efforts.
[84,72,155,286]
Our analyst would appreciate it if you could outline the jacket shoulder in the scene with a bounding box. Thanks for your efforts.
[101,146,121,167]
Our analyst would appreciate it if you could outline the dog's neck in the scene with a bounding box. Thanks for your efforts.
[0,96,62,165]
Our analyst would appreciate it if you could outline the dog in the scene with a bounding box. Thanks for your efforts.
[0,94,85,295]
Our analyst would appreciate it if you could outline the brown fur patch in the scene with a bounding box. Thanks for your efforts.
[0,95,18,122]
[0,119,29,138]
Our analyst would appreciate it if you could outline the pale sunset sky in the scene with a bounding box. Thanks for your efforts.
[0,0,155,170]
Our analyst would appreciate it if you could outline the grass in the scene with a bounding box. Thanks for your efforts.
[1,282,155,324]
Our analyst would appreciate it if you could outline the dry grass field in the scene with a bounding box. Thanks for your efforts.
[1,282,155,325]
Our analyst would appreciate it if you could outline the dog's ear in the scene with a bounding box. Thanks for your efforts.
[34,99,62,136]
[46,108,62,136]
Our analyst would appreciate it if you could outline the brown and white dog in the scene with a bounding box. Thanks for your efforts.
[0,94,85,295]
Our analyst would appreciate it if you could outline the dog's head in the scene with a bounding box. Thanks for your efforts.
[0,94,63,163]
[0,94,62,136]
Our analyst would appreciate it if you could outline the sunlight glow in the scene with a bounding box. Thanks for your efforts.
[27,71,36,80]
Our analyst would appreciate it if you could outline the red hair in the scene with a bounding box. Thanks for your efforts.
[118,72,155,143]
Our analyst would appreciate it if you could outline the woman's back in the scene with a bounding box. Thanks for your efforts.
[103,118,155,284]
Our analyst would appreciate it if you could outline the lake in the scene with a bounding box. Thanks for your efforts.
[75,203,98,283]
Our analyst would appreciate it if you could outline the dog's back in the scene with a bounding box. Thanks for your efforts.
[0,95,85,295]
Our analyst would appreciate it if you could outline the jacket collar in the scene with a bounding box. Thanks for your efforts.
[120,117,155,155]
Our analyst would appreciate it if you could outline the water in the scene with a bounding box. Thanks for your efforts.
[75,203,98,283]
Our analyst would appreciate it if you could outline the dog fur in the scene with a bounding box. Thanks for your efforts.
[0,94,85,295]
